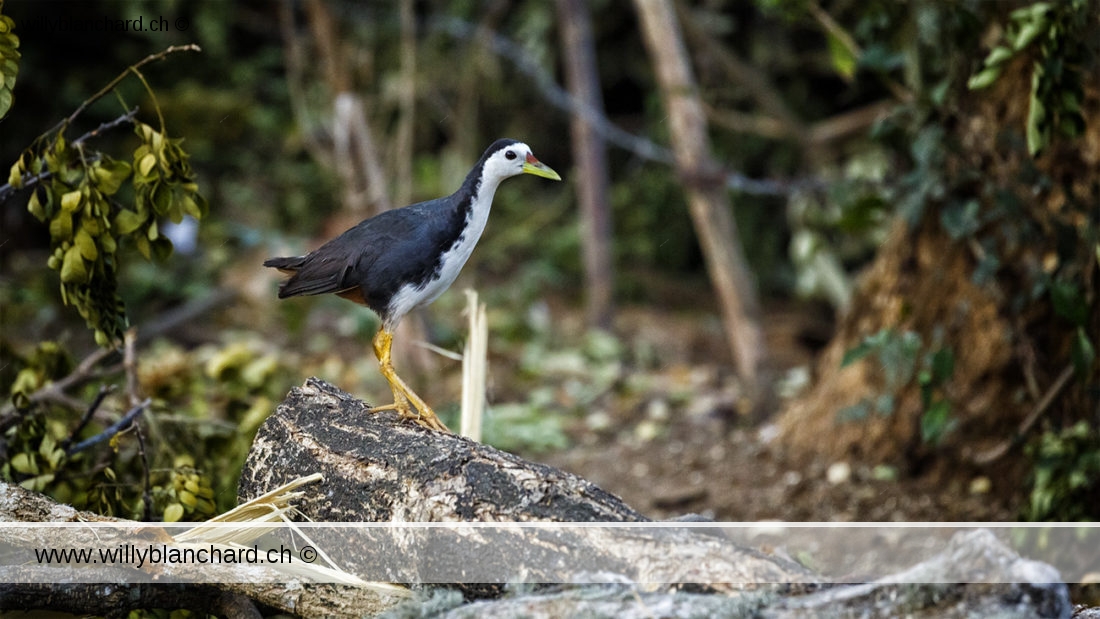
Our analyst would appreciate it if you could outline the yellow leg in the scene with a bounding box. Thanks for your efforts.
[368,329,451,432]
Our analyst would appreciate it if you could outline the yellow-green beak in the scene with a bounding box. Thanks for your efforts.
[522,153,562,181]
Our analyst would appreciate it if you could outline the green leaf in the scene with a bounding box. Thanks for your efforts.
[1058,112,1086,139]
[114,209,145,235]
[60,190,82,212]
[93,157,131,195]
[1071,328,1095,381]
[48,211,72,242]
[1010,2,1051,21]
[1027,72,1048,156]
[920,400,953,445]
[841,340,874,368]
[1013,17,1048,51]
[940,200,980,239]
[27,185,50,220]
[1060,89,1081,114]
[100,233,116,254]
[967,66,1002,90]
[38,434,56,460]
[137,152,157,177]
[8,160,23,188]
[180,194,202,220]
[74,227,97,261]
[20,473,54,492]
[930,348,955,384]
[241,355,279,389]
[151,237,174,261]
[134,234,151,260]
[163,503,185,523]
[10,452,37,475]
[826,33,857,80]
[1050,280,1087,326]
[152,182,171,215]
[60,246,87,283]
[985,45,1015,67]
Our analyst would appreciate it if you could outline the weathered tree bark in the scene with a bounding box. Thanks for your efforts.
[556,0,615,330]
[236,379,817,589]
[632,0,770,412]
[239,378,649,522]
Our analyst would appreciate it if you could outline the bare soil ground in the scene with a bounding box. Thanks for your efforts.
[541,414,1018,522]
[532,302,1022,523]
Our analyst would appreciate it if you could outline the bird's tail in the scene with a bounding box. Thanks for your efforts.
[263,256,305,275]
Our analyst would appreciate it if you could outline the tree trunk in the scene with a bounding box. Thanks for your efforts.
[302,0,391,217]
[238,378,650,522]
[556,0,615,330]
[632,0,770,411]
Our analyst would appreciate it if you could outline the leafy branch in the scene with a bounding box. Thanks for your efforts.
[4,43,206,347]
[839,329,957,446]
[0,1,18,119]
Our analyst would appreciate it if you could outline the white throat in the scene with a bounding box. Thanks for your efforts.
[383,173,503,325]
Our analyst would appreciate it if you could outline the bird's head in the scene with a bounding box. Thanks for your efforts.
[481,139,562,183]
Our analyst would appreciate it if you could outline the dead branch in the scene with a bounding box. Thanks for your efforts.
[972,364,1076,465]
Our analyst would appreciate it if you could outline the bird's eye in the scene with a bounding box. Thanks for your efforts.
[504,150,517,160]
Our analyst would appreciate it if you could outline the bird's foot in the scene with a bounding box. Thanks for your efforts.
[369,394,450,433]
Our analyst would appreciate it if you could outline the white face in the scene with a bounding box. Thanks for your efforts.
[481,141,562,183]
[481,141,534,181]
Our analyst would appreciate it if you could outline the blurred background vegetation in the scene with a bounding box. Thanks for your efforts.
[1,0,1097,523]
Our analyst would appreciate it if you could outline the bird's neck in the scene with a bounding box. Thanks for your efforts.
[454,169,504,236]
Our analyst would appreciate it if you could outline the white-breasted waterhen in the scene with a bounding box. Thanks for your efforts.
[264,139,561,432]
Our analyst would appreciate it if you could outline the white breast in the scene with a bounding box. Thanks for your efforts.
[382,177,499,329]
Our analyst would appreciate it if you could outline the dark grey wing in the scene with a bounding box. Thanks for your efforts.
[261,216,401,299]
[355,198,469,309]
[263,200,452,301]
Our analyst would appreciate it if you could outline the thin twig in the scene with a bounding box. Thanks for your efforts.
[57,44,199,134]
[2,44,199,203]
[62,384,116,452]
[64,398,150,456]
[0,290,236,432]
[124,328,140,405]
[133,418,153,521]
[121,327,154,520]
[0,107,140,203]
[0,347,117,431]
[806,0,912,102]
[972,364,1076,465]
